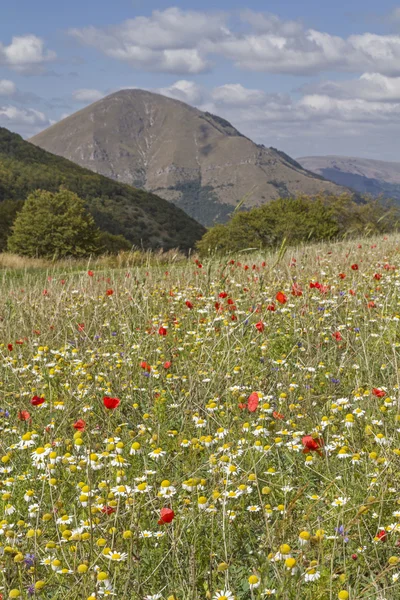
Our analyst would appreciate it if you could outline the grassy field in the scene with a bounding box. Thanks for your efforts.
[1,236,400,600]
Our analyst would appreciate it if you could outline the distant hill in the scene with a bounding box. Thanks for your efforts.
[0,127,205,252]
[30,89,347,227]
[298,156,400,201]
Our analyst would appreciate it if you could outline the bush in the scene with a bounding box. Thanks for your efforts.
[8,188,100,258]
[197,194,399,255]
[98,231,133,254]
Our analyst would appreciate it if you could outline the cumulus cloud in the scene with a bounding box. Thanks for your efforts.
[68,8,400,76]
[214,19,400,75]
[156,80,204,104]
[211,83,270,106]
[0,104,51,136]
[0,35,56,74]
[72,88,105,103]
[301,72,400,102]
[69,7,228,74]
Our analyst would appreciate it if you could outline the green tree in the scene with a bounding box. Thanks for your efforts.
[8,188,100,258]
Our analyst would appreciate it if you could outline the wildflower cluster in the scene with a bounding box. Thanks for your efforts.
[0,237,400,598]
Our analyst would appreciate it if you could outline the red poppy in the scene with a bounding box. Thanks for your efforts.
[374,273,382,280]
[291,283,303,297]
[255,321,264,332]
[273,411,285,420]
[31,396,45,406]
[372,388,385,398]
[163,361,172,369]
[376,529,387,542]
[78,323,85,331]
[332,331,342,341]
[219,292,228,298]
[185,300,193,309]
[43,289,48,296]
[7,343,13,351]
[276,291,287,304]
[367,301,376,309]
[158,326,167,336]
[338,273,346,279]
[88,270,94,277]
[106,289,114,296]
[101,505,115,515]
[103,396,120,409]
[267,304,275,311]
[158,507,175,525]
[18,410,31,421]
[73,419,86,431]
[302,435,324,456]
[351,264,359,271]
[248,392,259,413]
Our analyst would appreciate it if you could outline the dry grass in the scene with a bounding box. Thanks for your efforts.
[0,248,189,271]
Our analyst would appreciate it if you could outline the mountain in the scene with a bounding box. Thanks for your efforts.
[0,127,205,252]
[30,89,346,227]
[298,156,400,201]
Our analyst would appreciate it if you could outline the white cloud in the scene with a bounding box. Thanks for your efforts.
[211,83,269,106]
[69,7,228,74]
[157,80,204,104]
[72,88,105,103]
[214,21,400,75]
[0,79,16,96]
[0,35,56,73]
[68,8,400,76]
[0,104,51,137]
[301,72,400,102]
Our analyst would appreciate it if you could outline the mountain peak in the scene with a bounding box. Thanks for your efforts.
[30,90,346,226]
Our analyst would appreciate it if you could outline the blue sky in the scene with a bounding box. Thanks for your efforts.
[1,1,400,159]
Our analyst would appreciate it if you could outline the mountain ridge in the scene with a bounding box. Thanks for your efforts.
[298,155,400,201]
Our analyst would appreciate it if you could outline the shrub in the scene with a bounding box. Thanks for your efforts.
[8,188,100,258]
[197,194,399,255]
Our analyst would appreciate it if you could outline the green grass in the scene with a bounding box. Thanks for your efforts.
[0,235,400,599]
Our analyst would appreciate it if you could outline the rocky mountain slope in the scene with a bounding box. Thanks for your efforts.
[30,89,346,226]
[0,127,205,252]
[298,155,400,201]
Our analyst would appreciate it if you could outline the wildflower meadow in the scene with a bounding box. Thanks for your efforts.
[1,236,400,600]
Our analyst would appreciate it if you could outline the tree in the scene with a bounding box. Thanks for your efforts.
[8,188,100,258]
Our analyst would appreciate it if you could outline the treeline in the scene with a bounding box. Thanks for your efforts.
[197,194,399,255]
